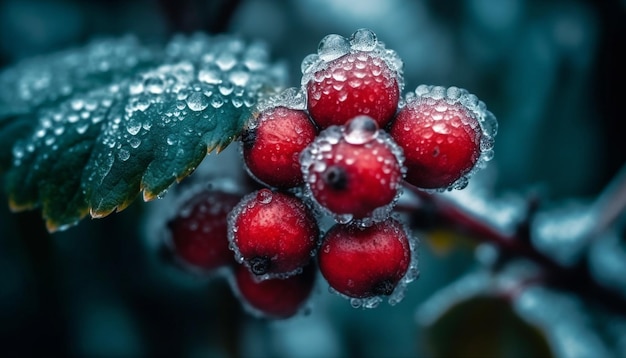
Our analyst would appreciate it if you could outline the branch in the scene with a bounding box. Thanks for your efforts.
[402,182,626,316]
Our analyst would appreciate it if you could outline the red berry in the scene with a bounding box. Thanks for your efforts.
[318,218,412,300]
[301,116,404,222]
[228,189,319,278]
[167,189,240,272]
[389,89,483,189]
[306,51,400,129]
[233,263,316,319]
[242,106,318,188]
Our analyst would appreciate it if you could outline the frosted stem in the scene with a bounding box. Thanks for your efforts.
[402,182,626,316]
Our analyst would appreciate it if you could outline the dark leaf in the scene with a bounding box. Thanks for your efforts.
[0,33,285,231]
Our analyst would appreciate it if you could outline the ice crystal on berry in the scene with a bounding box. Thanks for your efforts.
[301,29,404,130]
[227,189,319,280]
[301,28,404,90]
[300,116,405,226]
[392,85,497,191]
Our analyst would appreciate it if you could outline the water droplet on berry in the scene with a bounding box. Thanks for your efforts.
[317,34,350,62]
[342,116,379,144]
[432,122,450,134]
[331,69,347,82]
[256,189,273,204]
[350,28,378,52]
[301,54,319,74]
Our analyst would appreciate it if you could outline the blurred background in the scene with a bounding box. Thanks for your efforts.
[0,0,625,357]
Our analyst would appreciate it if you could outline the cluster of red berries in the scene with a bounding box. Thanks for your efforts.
[163,29,496,318]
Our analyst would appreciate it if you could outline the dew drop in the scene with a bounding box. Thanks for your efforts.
[332,69,347,81]
[186,92,209,111]
[343,116,379,144]
[317,34,350,62]
[446,86,462,101]
[76,123,89,135]
[350,28,378,51]
[228,68,250,87]
[144,76,165,94]
[12,144,24,159]
[256,189,273,204]
[210,95,225,108]
[482,149,494,161]
[70,99,84,111]
[219,82,234,96]
[301,53,319,74]
[118,149,130,161]
[432,122,450,134]
[198,66,222,84]
[216,52,237,71]
[231,97,243,108]
[129,78,144,95]
[127,118,142,136]
[129,137,141,149]
[135,97,150,112]
[175,100,186,110]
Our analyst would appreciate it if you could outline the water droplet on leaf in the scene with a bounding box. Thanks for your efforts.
[186,92,209,111]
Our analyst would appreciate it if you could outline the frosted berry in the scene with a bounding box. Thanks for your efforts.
[301,116,404,222]
[242,106,318,188]
[228,189,319,279]
[390,89,484,189]
[318,218,412,300]
[166,189,240,272]
[233,263,316,319]
[306,51,400,129]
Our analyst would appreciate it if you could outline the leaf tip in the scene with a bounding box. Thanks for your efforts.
[8,198,35,213]
[142,189,159,202]
[90,206,114,219]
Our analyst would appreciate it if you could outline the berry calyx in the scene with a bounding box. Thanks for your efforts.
[318,218,412,300]
[233,263,317,319]
[228,189,319,279]
[306,51,400,129]
[301,116,404,223]
[166,189,240,272]
[242,106,318,188]
[390,86,490,190]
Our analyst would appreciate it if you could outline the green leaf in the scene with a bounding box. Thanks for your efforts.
[0,33,285,231]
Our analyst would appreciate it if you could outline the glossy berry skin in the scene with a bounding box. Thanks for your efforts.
[234,263,316,319]
[318,218,411,299]
[167,190,240,271]
[242,106,318,188]
[302,119,403,220]
[306,52,399,129]
[229,189,319,278]
[389,97,481,189]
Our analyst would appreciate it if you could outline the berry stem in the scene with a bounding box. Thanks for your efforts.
[402,182,626,316]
